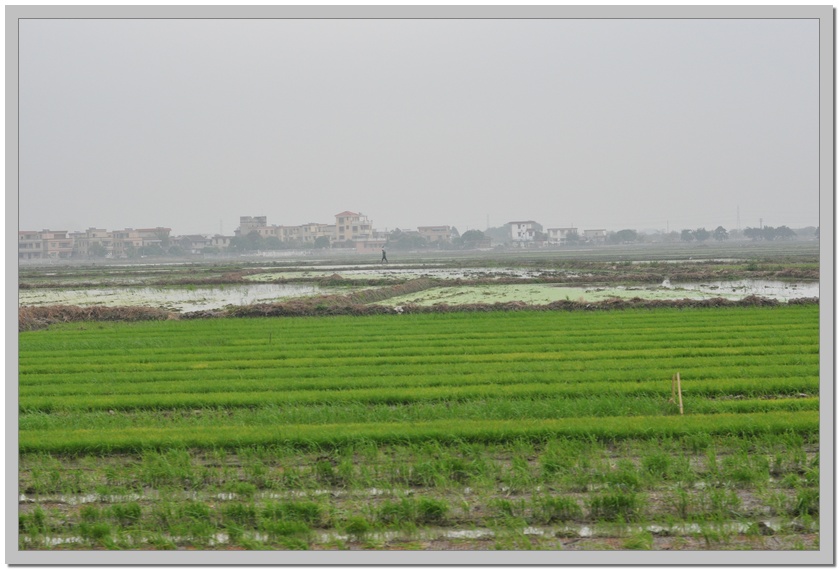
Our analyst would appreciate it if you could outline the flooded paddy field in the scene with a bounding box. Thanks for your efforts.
[17,283,329,313]
[378,280,819,307]
[18,242,819,316]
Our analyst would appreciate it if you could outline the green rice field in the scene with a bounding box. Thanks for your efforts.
[18,305,820,550]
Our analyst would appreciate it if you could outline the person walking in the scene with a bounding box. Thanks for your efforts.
[381,247,388,264]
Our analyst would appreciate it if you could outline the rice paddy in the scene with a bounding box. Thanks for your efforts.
[18,303,820,550]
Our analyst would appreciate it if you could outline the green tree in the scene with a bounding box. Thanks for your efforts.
[227,236,248,252]
[680,229,695,242]
[609,229,638,244]
[245,231,265,250]
[484,225,510,245]
[139,244,164,256]
[314,236,331,249]
[88,242,108,258]
[459,230,486,249]
[743,227,762,240]
[264,236,282,250]
[389,233,428,250]
[693,228,711,242]
[713,226,728,241]
[774,226,797,240]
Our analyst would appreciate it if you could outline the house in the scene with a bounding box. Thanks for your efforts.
[211,235,232,249]
[237,216,268,236]
[583,229,607,244]
[299,223,334,244]
[418,226,456,243]
[355,238,388,254]
[111,229,145,257]
[547,227,579,246]
[509,221,541,244]
[18,231,43,260]
[73,228,114,257]
[334,211,373,242]
[178,235,213,254]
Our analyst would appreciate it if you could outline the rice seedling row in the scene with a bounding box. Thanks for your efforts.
[19,305,820,550]
[19,431,819,551]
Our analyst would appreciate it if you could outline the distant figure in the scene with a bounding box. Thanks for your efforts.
[381,247,388,264]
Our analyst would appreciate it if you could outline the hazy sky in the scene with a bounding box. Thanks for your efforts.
[19,17,820,235]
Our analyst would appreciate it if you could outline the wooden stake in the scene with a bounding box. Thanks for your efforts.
[669,374,676,404]
[676,372,684,415]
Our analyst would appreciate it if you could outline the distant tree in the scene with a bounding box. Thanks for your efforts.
[680,229,695,242]
[774,226,797,241]
[264,236,282,250]
[609,229,638,244]
[139,244,164,257]
[227,236,248,252]
[314,236,331,249]
[154,230,170,249]
[167,245,186,256]
[88,242,108,257]
[124,243,139,258]
[761,226,778,241]
[484,225,510,245]
[389,232,428,250]
[459,229,486,249]
[713,226,728,241]
[743,227,762,240]
[693,228,711,242]
[245,231,265,250]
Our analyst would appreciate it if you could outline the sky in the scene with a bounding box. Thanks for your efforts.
[18,16,820,236]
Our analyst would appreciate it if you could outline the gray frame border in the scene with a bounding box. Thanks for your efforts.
[7,4,834,566]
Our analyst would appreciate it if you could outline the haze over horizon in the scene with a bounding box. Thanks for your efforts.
[19,18,820,236]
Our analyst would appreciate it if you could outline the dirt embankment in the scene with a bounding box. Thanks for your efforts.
[18,289,819,332]
[18,305,176,332]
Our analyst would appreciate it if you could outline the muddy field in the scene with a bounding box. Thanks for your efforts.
[17,241,820,324]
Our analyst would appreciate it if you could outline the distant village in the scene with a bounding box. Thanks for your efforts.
[18,210,816,260]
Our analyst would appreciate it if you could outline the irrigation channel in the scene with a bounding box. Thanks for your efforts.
[17,243,822,551]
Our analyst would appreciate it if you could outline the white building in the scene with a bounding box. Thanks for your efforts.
[509,221,540,244]
[547,227,579,245]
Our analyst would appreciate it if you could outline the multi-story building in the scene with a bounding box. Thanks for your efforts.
[237,216,268,236]
[509,221,540,244]
[111,229,145,257]
[417,226,457,243]
[236,216,338,246]
[40,230,74,259]
[178,235,213,254]
[73,228,113,257]
[334,211,373,242]
[547,227,579,246]
[211,235,232,250]
[299,223,334,244]
[583,229,607,244]
[18,231,43,259]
